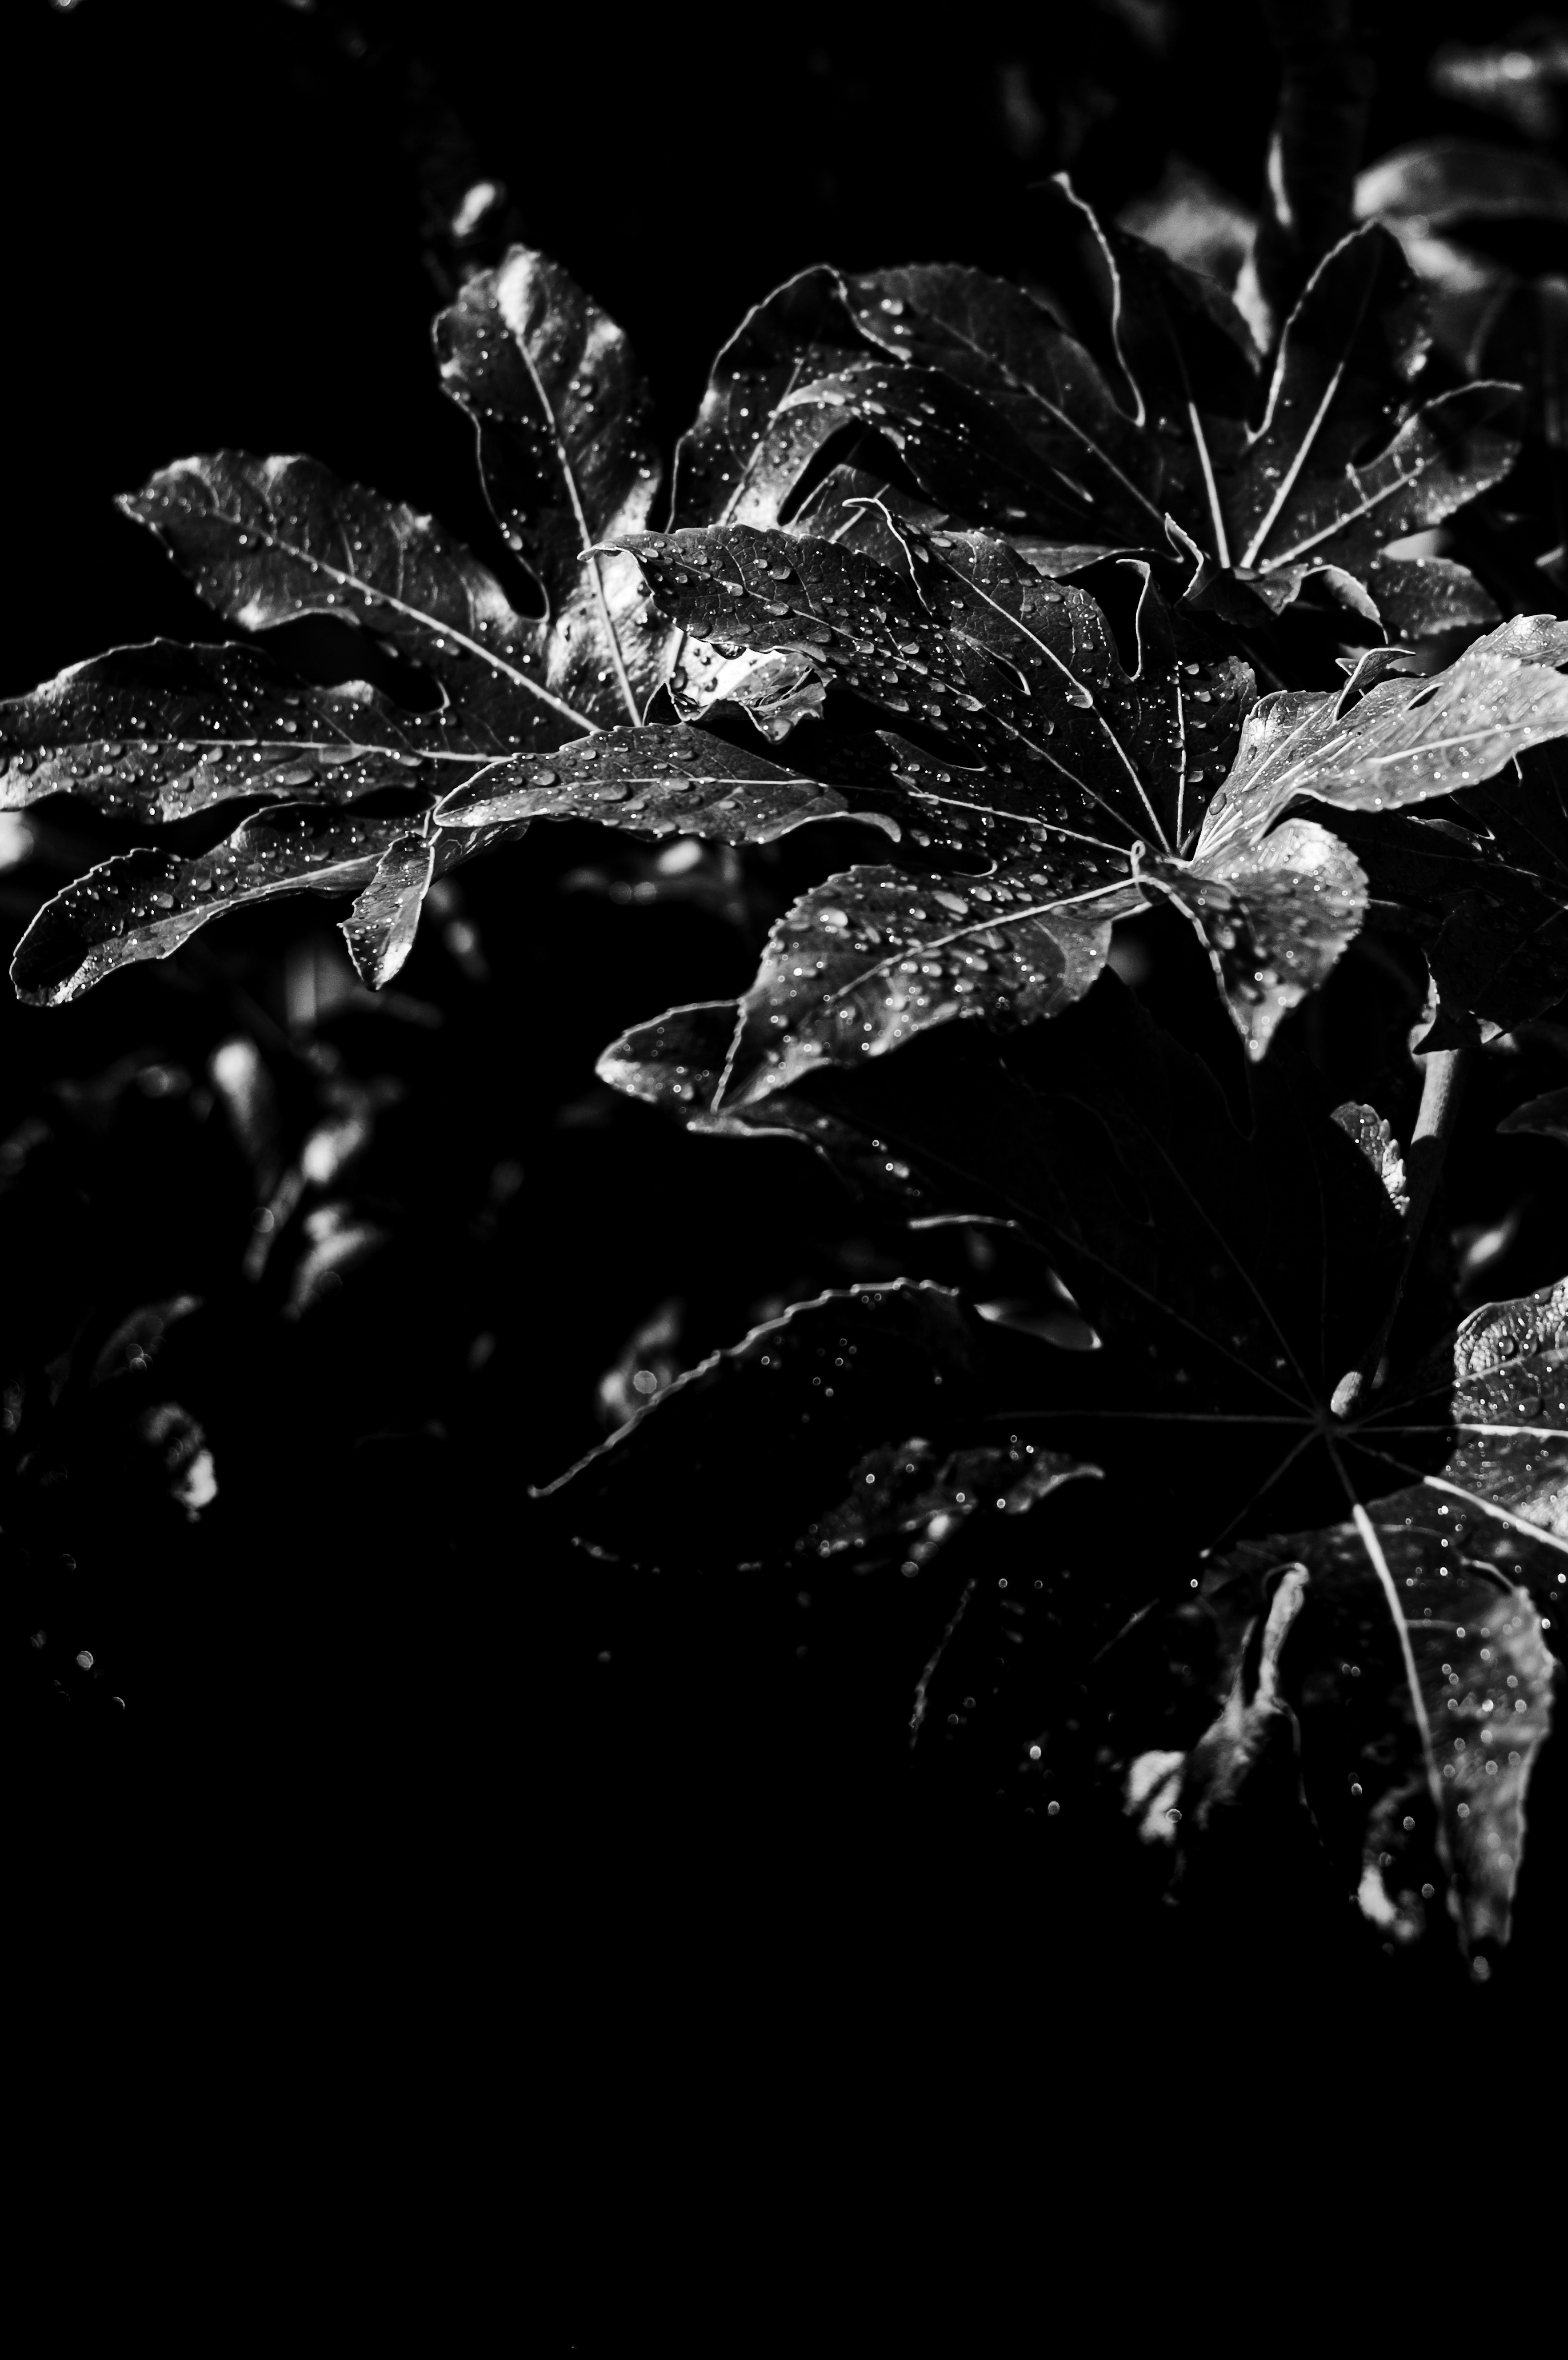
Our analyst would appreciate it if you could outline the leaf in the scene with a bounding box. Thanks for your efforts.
[537,1280,1020,1570]
[1355,138,1568,234]
[780,359,1111,540]
[1229,381,1522,605]
[339,830,436,988]
[1033,176,1260,432]
[433,245,668,726]
[1310,714,1568,1035]
[595,998,940,1209]
[670,267,872,531]
[9,803,484,1006]
[1194,615,1568,852]
[839,262,1170,544]
[619,980,1403,1435]
[1332,1101,1410,1214]
[1497,1089,1568,1145]
[718,859,1118,1105]
[801,1434,1097,1558]
[1197,1280,1566,1958]
[1364,553,1499,638]
[1129,1565,1310,1851]
[0,640,463,821]
[613,514,1568,1064]
[120,451,595,745]
[668,642,826,741]
[430,722,895,843]
[1170,815,1369,1058]
[1224,226,1430,573]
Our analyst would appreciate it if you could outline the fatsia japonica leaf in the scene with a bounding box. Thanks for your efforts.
[614,519,1568,1068]
[339,831,437,989]
[0,640,463,821]
[1321,738,1568,1042]
[799,1434,1096,1557]
[120,451,596,744]
[670,266,873,531]
[609,981,1405,1450]
[1363,553,1500,639]
[608,516,1287,1079]
[539,1278,1092,1571]
[9,804,505,1007]
[808,183,1519,615]
[431,721,895,843]
[433,245,669,726]
[834,261,1169,549]
[1185,1280,1567,1961]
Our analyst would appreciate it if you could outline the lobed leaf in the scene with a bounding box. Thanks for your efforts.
[1195,1280,1567,1958]
[9,803,510,1007]
[670,266,871,531]
[538,1279,1031,1570]
[717,859,1121,1106]
[1195,615,1568,855]
[0,640,462,822]
[431,721,891,843]
[434,245,668,726]
[121,451,594,744]
[840,261,1168,543]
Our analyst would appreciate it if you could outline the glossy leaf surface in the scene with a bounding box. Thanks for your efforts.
[434,245,667,725]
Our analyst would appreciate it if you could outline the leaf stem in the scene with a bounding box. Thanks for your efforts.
[1331,1040,1474,1414]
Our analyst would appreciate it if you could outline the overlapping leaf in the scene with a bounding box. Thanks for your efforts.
[11,804,452,1006]
[773,187,1518,618]
[669,266,873,531]
[591,519,1568,1078]
[433,245,669,725]
[0,640,465,822]
[540,1276,1098,1572]
[1170,1281,1566,1961]
[583,976,1563,1962]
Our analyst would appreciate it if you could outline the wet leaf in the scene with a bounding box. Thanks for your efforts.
[434,245,668,725]
[1364,553,1499,638]
[1194,614,1568,850]
[120,451,594,745]
[718,857,1118,1105]
[431,723,893,843]
[9,803,486,1006]
[0,639,469,821]
[339,830,436,989]
[1324,727,1568,1035]
[781,359,1106,540]
[1196,1279,1566,1958]
[838,262,1168,544]
[670,266,871,530]
[595,997,939,1207]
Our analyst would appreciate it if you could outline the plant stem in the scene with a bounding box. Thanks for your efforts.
[1331,1041,1474,1415]
[1237,0,1378,350]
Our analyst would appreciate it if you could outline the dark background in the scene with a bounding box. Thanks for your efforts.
[7,2,1560,2236]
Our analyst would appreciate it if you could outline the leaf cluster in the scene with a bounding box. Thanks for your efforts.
[5,168,1566,1978]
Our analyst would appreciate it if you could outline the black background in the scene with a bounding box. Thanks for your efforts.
[7,1,1559,2264]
